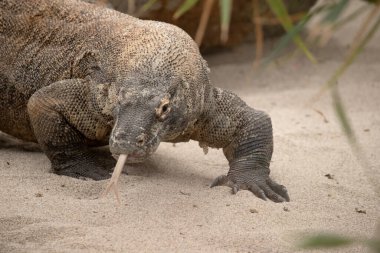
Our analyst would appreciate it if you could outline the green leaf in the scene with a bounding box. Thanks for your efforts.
[173,0,200,19]
[299,233,355,249]
[265,0,293,27]
[139,0,158,14]
[332,87,355,146]
[333,5,369,30]
[263,4,333,66]
[219,0,232,43]
[322,15,380,93]
[323,0,349,23]
[366,239,380,253]
[263,12,311,66]
[265,0,317,63]
[319,15,380,171]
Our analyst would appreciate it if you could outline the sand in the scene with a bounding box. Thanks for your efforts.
[1,2,379,252]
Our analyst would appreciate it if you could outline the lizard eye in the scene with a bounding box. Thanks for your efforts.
[155,97,171,121]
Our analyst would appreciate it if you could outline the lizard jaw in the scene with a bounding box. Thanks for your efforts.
[111,151,147,163]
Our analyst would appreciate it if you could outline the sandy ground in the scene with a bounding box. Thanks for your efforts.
[1,2,379,253]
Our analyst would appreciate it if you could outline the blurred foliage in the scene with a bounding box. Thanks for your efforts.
[139,0,233,45]
[299,233,380,252]
[219,0,232,43]
[98,0,316,50]
[265,1,380,182]
[269,1,380,251]
[300,233,354,249]
[265,0,317,63]
[173,0,199,19]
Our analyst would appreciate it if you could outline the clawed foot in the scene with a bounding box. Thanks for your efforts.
[211,174,289,202]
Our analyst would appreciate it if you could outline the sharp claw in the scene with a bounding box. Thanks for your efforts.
[210,175,228,188]
[258,191,267,201]
[266,179,290,202]
[282,189,290,202]
[232,184,239,194]
[248,184,267,201]
[211,174,289,202]
[276,186,289,201]
[279,186,290,201]
[273,195,286,203]
[264,186,285,203]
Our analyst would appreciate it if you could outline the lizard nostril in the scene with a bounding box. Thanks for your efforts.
[136,133,147,147]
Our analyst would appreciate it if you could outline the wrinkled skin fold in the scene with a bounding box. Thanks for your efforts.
[0,0,289,202]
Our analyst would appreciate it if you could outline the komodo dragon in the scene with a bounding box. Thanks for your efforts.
[0,0,289,202]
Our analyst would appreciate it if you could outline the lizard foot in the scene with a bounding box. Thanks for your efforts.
[210,173,289,203]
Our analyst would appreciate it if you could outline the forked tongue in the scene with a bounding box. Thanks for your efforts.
[102,154,128,204]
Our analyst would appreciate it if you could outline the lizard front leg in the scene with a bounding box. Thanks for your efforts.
[191,87,289,202]
[27,79,113,180]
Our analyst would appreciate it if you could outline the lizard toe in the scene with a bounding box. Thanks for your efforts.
[248,183,267,201]
[266,178,290,202]
[210,174,229,188]
[258,183,286,202]
[231,184,240,194]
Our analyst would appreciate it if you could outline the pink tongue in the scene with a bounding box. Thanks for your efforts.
[102,154,128,204]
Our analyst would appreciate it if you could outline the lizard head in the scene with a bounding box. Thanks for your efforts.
[108,87,161,162]
[108,73,206,163]
[108,22,210,162]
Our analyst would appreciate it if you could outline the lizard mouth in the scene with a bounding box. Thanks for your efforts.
[109,138,147,155]
[111,150,147,163]
[109,134,160,163]
[126,153,147,163]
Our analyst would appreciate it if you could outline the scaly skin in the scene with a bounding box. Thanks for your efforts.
[0,0,289,202]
